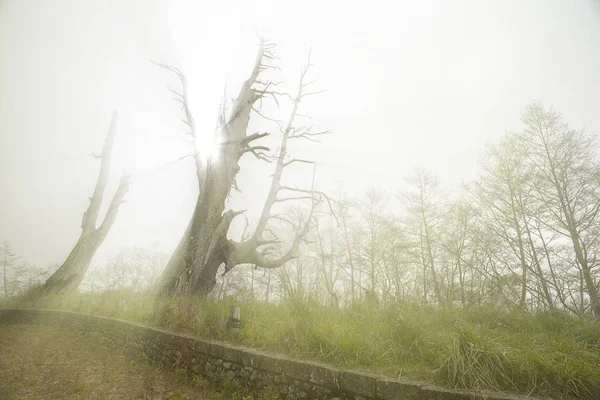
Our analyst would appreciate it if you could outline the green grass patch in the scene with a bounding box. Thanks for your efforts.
[4,291,599,399]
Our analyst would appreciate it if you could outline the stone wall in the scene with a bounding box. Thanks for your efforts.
[0,309,542,400]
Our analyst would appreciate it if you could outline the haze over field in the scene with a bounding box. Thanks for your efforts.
[4,2,600,398]
[1,0,600,269]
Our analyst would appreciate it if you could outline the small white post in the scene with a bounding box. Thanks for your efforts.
[227,305,241,331]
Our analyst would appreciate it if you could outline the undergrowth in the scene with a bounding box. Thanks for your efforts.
[3,291,599,399]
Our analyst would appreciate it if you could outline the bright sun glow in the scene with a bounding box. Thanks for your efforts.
[195,133,221,163]
[163,0,258,167]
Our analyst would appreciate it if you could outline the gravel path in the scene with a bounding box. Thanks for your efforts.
[0,324,217,400]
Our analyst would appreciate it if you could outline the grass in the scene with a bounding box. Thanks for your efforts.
[4,291,600,399]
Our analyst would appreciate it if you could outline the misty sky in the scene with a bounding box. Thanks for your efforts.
[1,0,600,269]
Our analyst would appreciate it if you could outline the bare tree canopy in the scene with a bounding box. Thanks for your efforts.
[157,42,330,297]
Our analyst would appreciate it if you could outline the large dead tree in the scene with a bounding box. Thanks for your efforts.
[158,41,330,297]
[40,111,130,295]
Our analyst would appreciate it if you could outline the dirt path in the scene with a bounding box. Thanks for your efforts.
[0,324,217,400]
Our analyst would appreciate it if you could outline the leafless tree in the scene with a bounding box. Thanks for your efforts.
[1,242,19,298]
[157,41,330,297]
[336,199,360,302]
[440,200,477,307]
[402,169,444,304]
[470,134,534,309]
[84,246,168,293]
[520,103,600,318]
[314,216,341,307]
[40,112,130,295]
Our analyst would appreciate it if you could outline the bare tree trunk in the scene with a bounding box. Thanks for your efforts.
[339,206,357,302]
[3,258,7,298]
[156,45,266,297]
[537,223,576,313]
[508,190,528,309]
[250,265,255,300]
[418,185,442,304]
[265,269,271,302]
[522,217,554,310]
[315,220,339,308]
[456,249,466,307]
[2,249,9,298]
[568,225,599,317]
[158,43,326,298]
[40,111,130,295]
[420,236,428,303]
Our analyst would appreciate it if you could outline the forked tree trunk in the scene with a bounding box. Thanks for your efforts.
[159,180,241,296]
[159,43,322,297]
[157,52,260,296]
[40,111,130,295]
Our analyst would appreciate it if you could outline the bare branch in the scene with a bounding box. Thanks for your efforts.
[168,87,184,98]
[242,132,270,146]
[265,91,294,102]
[244,146,272,162]
[97,172,131,237]
[149,60,183,79]
[268,214,295,226]
[219,47,335,276]
[290,129,331,141]
[251,106,286,130]
[280,185,338,224]
[151,61,196,141]
[283,159,314,168]
[301,89,327,97]
[274,195,315,204]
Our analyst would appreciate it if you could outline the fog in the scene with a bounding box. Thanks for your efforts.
[2,0,600,269]
[4,3,600,398]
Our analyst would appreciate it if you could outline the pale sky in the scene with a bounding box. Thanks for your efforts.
[1,0,600,268]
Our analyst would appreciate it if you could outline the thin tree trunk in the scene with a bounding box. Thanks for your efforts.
[544,143,600,317]
[508,190,528,309]
[341,213,356,302]
[3,256,7,298]
[522,218,554,310]
[41,111,130,295]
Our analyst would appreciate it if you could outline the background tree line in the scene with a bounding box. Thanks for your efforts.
[214,103,600,318]
[1,243,166,297]
[3,103,599,319]
[1,241,56,298]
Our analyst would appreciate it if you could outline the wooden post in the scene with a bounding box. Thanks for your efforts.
[227,305,241,331]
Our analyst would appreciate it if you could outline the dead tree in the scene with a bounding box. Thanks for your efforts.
[40,111,130,295]
[520,103,600,318]
[471,135,533,310]
[158,41,330,297]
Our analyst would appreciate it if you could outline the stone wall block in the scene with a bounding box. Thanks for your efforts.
[0,309,547,400]
[375,378,422,400]
[337,370,379,398]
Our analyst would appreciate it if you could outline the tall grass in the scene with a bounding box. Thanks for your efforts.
[5,291,599,399]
